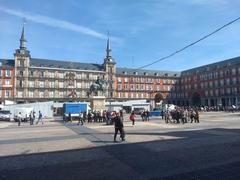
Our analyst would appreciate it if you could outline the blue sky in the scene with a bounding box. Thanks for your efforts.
[0,0,240,71]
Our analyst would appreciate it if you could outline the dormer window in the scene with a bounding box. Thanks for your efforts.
[40,71,44,77]
[133,71,138,75]
[154,73,158,76]
[144,72,148,76]
[164,73,168,77]
[123,71,127,75]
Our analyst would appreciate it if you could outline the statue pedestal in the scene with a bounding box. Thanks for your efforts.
[91,96,106,111]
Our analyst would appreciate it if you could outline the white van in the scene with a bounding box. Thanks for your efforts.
[0,110,11,121]
[13,107,34,122]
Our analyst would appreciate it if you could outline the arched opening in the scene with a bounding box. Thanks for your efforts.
[191,92,201,107]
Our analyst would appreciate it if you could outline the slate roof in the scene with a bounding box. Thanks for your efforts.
[182,56,240,74]
[0,59,14,68]
[30,58,104,71]
[116,67,181,77]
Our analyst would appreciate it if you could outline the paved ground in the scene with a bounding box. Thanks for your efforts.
[0,112,240,179]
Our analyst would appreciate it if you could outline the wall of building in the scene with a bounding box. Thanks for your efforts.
[0,68,15,104]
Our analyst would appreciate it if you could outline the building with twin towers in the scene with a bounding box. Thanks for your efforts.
[1,25,240,108]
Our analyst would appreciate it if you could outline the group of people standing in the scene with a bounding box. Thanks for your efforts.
[164,108,200,124]
[66,110,124,126]
[140,110,150,122]
[17,110,43,126]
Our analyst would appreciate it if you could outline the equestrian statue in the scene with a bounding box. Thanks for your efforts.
[89,77,108,96]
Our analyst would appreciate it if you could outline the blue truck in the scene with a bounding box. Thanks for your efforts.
[63,103,91,120]
[149,108,163,116]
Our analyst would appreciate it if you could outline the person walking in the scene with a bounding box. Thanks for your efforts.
[68,112,72,122]
[146,110,150,121]
[112,112,125,142]
[78,111,84,126]
[29,112,34,125]
[195,110,200,123]
[129,111,136,126]
[119,109,124,121]
[36,111,44,125]
[17,112,22,126]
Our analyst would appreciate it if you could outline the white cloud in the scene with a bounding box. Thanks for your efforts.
[0,6,122,42]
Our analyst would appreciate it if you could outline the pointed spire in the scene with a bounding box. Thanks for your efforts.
[20,19,27,50]
[104,31,115,65]
[106,32,111,58]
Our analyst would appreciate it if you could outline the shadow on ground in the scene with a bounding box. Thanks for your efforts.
[0,128,240,180]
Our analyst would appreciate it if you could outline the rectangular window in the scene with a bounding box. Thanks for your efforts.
[5,70,11,77]
[5,80,10,85]
[40,71,44,77]
[118,84,122,90]
[220,80,224,86]
[39,91,44,98]
[59,82,64,88]
[232,77,237,85]
[19,71,24,77]
[167,86,171,91]
[49,81,55,88]
[136,84,139,90]
[49,72,54,78]
[59,72,64,78]
[29,81,34,88]
[209,81,213,88]
[0,70,2,76]
[39,81,44,88]
[59,91,64,98]
[29,71,34,76]
[29,91,34,98]
[226,88,231,94]
[226,78,230,86]
[19,60,24,67]
[18,91,23,98]
[130,84,134,90]
[49,91,54,98]
[5,90,11,98]
[85,83,90,89]
[19,80,23,87]
[77,82,82,88]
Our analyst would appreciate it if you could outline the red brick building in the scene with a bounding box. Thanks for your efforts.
[169,57,240,107]
[0,60,15,104]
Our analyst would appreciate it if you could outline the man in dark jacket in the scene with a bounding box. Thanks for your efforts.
[112,112,125,142]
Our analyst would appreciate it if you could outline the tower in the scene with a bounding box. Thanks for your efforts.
[103,35,116,99]
[14,23,31,102]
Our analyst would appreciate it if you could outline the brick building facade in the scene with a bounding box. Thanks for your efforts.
[0,26,240,108]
